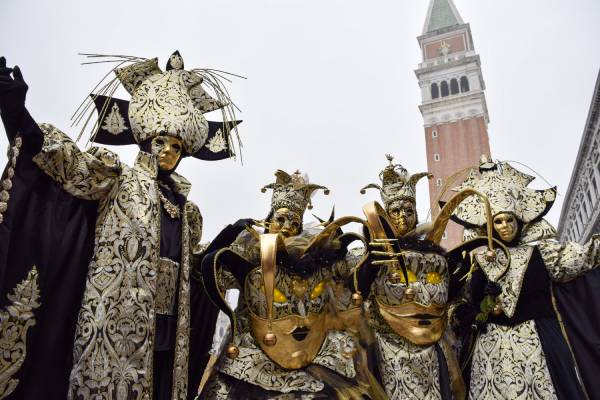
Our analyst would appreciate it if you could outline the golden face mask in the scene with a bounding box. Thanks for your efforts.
[493,212,518,243]
[376,301,446,345]
[269,208,301,238]
[246,234,329,370]
[387,199,417,236]
[151,135,183,171]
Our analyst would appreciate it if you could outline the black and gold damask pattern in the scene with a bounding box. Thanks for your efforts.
[373,251,448,307]
[0,266,40,400]
[538,236,600,282]
[374,331,442,400]
[476,246,533,318]
[469,321,557,400]
[156,258,180,315]
[452,162,556,226]
[34,124,197,399]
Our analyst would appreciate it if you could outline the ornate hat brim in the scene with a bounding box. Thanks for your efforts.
[90,94,241,161]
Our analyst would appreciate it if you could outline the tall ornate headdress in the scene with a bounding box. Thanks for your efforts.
[360,154,431,209]
[449,156,557,227]
[261,170,330,216]
[72,51,242,161]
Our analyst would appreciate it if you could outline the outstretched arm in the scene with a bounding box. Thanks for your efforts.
[1,57,120,200]
[539,236,600,282]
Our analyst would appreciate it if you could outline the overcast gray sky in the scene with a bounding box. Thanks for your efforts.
[1,0,599,242]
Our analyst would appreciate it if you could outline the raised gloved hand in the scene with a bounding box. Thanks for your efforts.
[0,57,29,140]
[0,58,28,116]
[232,218,255,230]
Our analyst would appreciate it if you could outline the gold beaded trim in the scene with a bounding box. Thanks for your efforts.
[0,136,22,225]
[158,189,181,219]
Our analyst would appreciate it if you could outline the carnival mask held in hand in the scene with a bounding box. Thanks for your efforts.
[361,154,430,237]
[493,212,518,243]
[151,135,183,171]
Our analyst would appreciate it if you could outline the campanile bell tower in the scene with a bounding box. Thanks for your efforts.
[415,0,491,247]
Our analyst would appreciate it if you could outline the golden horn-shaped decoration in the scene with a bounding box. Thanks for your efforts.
[426,189,493,248]
[259,234,287,346]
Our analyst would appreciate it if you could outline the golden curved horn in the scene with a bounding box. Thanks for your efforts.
[426,189,494,249]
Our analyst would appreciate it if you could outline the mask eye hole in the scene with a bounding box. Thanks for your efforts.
[276,216,285,225]
[155,137,165,146]
[172,143,181,153]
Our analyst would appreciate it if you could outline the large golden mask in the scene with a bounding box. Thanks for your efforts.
[246,234,329,370]
[377,301,446,345]
[362,201,448,345]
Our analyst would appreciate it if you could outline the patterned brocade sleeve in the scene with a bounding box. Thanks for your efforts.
[538,235,600,282]
[186,201,204,253]
[32,123,121,200]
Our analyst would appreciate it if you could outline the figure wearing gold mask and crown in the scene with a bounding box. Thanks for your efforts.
[450,157,600,400]
[351,155,466,400]
[197,169,383,399]
[0,53,240,399]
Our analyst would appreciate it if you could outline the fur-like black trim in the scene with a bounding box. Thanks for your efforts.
[394,235,447,256]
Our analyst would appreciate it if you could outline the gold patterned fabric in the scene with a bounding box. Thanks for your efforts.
[33,124,200,399]
[538,236,600,282]
[465,223,600,399]
[368,249,456,399]
[206,229,359,397]
[451,161,556,226]
[374,331,442,400]
[469,321,557,400]
[360,155,430,209]
[0,266,41,399]
[156,258,180,316]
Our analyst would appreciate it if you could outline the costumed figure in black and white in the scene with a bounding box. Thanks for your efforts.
[451,157,600,399]
[351,155,466,400]
[198,170,384,399]
[0,52,241,399]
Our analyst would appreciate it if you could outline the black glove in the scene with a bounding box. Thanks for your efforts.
[484,280,502,297]
[232,218,255,230]
[454,303,488,334]
[0,57,29,141]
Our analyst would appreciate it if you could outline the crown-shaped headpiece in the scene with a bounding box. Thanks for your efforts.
[360,155,431,209]
[261,170,329,216]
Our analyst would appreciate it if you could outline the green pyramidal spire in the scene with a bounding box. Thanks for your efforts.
[423,0,464,34]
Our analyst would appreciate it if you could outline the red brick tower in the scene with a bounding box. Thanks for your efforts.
[415,0,491,248]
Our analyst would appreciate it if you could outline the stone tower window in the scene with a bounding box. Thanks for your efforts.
[432,130,438,138]
[441,81,449,97]
[434,153,440,161]
[450,78,459,94]
[431,83,439,99]
[460,76,470,92]
[436,178,442,186]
